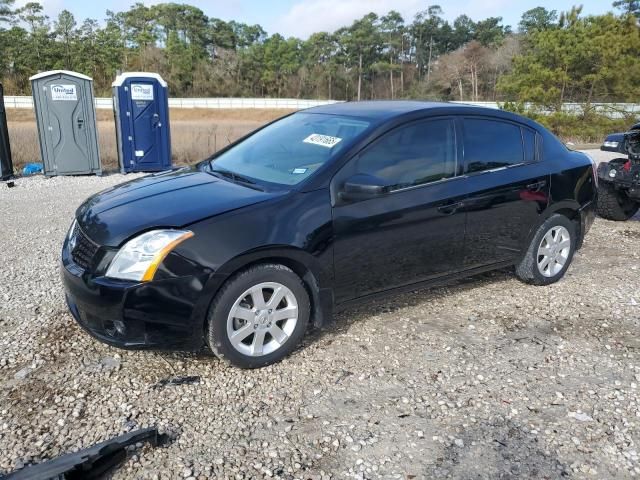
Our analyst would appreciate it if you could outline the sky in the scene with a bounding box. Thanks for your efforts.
[17,0,619,39]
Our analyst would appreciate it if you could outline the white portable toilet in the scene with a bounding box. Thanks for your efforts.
[30,70,101,176]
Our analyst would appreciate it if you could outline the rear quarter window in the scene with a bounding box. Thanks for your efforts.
[523,128,537,163]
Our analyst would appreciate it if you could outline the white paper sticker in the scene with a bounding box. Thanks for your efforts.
[292,168,307,174]
[131,84,154,101]
[135,150,144,157]
[50,84,77,101]
[303,133,342,148]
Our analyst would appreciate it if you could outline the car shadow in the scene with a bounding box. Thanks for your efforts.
[432,416,570,478]
[306,267,514,345]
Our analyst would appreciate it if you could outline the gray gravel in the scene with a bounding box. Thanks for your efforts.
[1,151,639,479]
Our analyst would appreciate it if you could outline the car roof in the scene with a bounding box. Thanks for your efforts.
[304,100,447,119]
[304,100,543,130]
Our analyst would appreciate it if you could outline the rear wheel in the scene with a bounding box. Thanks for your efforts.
[597,182,639,221]
[207,264,310,368]
[515,214,576,286]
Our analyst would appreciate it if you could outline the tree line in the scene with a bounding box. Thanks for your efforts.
[0,0,638,109]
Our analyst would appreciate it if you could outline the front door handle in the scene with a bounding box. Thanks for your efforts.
[438,201,463,215]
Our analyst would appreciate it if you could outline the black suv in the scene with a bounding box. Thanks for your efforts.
[62,101,597,368]
[599,125,640,220]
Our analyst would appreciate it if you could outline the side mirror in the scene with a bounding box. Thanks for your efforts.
[339,173,390,202]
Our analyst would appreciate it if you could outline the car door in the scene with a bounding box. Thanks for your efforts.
[331,117,467,303]
[461,117,550,268]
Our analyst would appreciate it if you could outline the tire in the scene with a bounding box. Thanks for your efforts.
[596,182,639,221]
[515,214,577,286]
[206,264,310,368]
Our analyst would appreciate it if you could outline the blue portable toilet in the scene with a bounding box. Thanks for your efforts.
[112,72,171,173]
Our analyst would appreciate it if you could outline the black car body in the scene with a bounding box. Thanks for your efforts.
[62,101,597,367]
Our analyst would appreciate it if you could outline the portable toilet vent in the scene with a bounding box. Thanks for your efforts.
[112,72,171,173]
[0,83,14,180]
[29,70,101,176]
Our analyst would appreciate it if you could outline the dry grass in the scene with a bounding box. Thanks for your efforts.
[6,108,293,171]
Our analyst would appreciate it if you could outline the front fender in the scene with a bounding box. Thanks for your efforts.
[194,246,334,333]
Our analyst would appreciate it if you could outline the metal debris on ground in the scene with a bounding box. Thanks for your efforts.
[152,375,201,389]
[3,427,169,480]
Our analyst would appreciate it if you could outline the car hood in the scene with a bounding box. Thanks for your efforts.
[76,168,285,246]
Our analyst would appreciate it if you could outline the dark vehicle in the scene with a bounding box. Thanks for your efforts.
[62,102,597,368]
[598,125,640,220]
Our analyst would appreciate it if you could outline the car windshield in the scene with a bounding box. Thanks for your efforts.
[207,112,371,187]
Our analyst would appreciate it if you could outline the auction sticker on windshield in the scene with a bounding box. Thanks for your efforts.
[303,133,342,148]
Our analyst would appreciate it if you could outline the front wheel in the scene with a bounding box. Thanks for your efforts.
[207,264,310,368]
[515,214,577,286]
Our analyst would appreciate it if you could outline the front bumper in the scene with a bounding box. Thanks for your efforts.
[61,244,207,351]
[598,160,640,198]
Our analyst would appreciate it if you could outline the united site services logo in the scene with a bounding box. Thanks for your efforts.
[131,83,154,101]
[50,84,77,101]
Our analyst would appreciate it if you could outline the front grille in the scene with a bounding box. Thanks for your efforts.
[71,225,100,270]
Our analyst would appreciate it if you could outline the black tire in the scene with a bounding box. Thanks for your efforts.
[596,182,639,221]
[515,214,577,286]
[206,264,310,368]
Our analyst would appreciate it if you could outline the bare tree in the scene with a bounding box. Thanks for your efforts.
[463,41,490,101]
[488,35,521,99]
[433,49,467,100]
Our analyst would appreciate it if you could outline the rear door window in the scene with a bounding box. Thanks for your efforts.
[463,118,524,173]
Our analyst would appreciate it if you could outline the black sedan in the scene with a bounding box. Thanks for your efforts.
[62,101,597,368]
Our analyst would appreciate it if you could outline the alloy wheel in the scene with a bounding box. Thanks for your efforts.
[537,226,571,278]
[226,282,299,357]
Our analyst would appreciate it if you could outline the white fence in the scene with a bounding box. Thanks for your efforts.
[3,96,640,118]
[3,95,342,110]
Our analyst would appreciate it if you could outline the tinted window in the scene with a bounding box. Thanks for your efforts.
[463,119,524,173]
[350,119,456,191]
[209,113,370,186]
[523,128,536,163]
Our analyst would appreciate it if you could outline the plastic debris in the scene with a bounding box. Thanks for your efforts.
[22,163,43,176]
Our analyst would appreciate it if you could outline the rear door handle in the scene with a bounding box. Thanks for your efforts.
[438,201,463,215]
[526,180,546,191]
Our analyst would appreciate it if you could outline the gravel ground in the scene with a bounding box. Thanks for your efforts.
[0,150,639,479]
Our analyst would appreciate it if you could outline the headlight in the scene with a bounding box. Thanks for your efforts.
[106,229,194,282]
[67,219,77,247]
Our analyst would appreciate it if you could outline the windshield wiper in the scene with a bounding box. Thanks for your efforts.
[208,166,264,191]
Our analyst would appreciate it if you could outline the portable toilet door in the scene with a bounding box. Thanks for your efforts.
[112,72,171,173]
[29,70,101,176]
[0,83,14,180]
